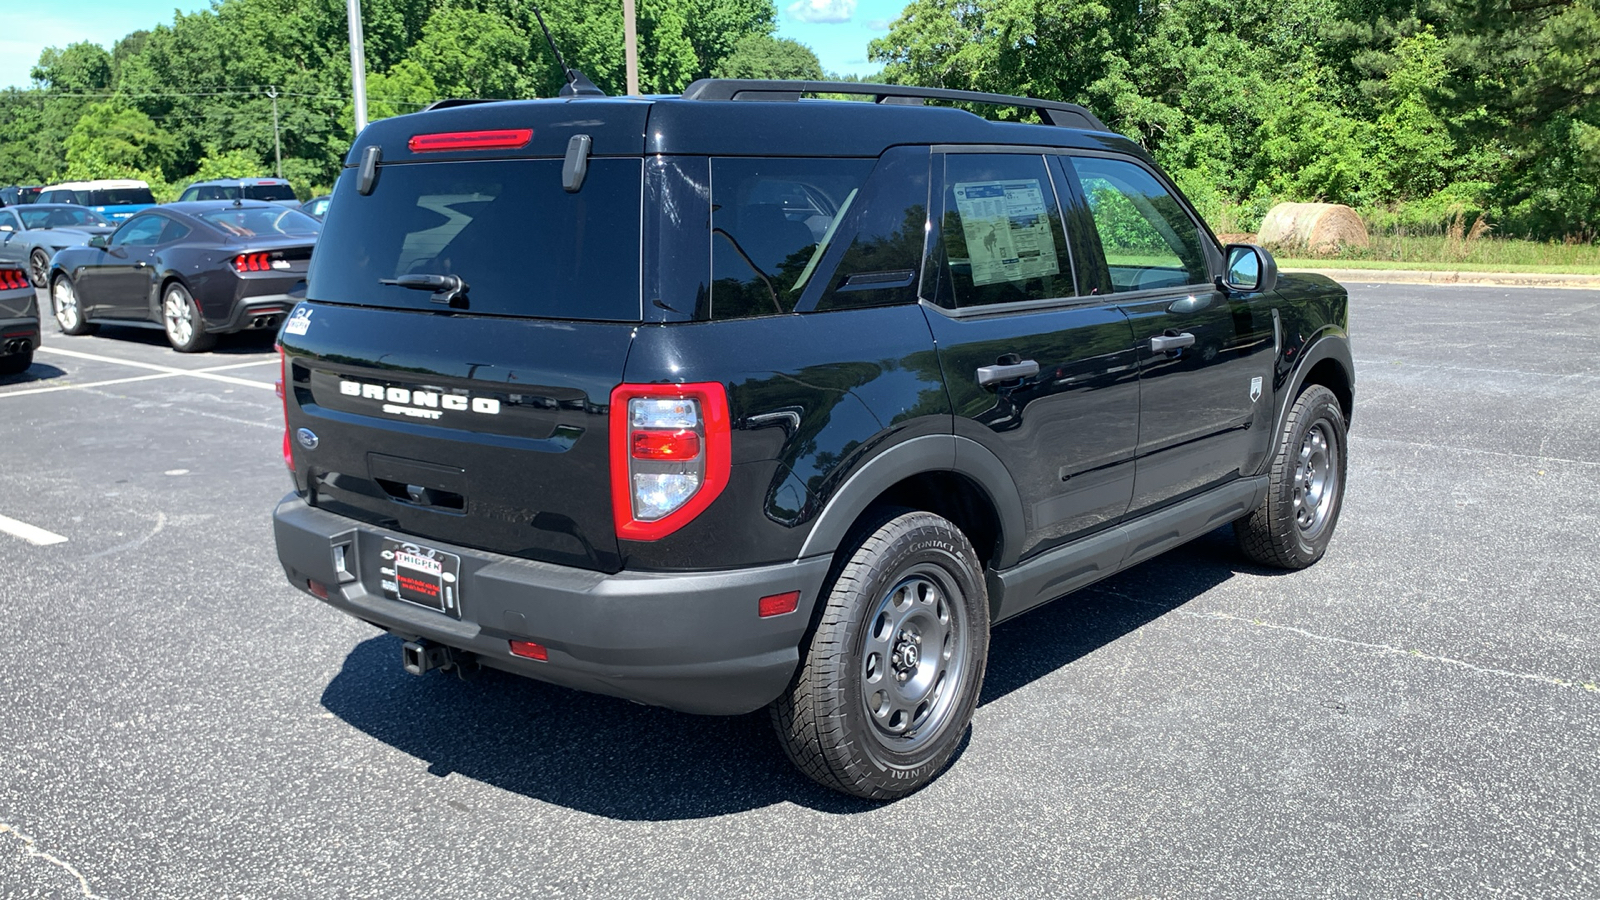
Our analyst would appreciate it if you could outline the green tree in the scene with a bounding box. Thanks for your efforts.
[62,101,178,178]
[713,34,823,80]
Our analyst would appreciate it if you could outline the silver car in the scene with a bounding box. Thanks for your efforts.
[0,204,117,288]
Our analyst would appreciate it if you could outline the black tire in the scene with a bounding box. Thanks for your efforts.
[772,510,989,800]
[50,275,95,335]
[0,348,31,377]
[1236,384,1348,569]
[29,249,49,289]
[161,282,216,352]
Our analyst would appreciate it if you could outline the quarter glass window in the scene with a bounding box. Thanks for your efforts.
[939,154,1074,308]
[1069,157,1208,292]
[710,157,873,320]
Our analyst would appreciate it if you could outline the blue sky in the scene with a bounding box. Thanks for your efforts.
[0,0,903,90]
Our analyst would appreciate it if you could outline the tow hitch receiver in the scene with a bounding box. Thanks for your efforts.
[402,639,458,676]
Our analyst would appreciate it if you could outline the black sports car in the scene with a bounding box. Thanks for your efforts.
[47,201,320,352]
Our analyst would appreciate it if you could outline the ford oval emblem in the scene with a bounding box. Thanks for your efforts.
[296,428,319,450]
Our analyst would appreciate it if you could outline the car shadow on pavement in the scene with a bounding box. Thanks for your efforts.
[0,362,66,385]
[78,324,278,354]
[319,526,1264,820]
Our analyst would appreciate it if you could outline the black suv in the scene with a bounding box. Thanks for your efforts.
[273,80,1353,800]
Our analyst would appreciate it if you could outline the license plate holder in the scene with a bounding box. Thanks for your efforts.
[380,538,462,618]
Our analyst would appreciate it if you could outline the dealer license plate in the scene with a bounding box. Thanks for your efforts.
[379,538,462,618]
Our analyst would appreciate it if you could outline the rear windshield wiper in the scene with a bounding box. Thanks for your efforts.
[380,273,469,309]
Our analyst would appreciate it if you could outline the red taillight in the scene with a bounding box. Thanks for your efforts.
[509,640,548,661]
[233,252,271,272]
[278,345,294,472]
[408,129,534,153]
[610,382,731,542]
[307,579,329,599]
[631,429,701,460]
[758,591,801,618]
[0,268,27,290]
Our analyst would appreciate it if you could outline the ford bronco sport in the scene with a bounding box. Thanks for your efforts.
[273,79,1354,800]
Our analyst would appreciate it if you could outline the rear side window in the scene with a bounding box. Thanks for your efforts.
[710,158,873,320]
[938,154,1075,308]
[1069,157,1207,292]
[308,158,643,321]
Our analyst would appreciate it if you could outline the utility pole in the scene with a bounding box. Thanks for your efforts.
[267,85,282,177]
[623,0,638,96]
[346,0,368,132]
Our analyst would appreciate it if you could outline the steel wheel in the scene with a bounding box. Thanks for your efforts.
[1293,422,1338,539]
[164,288,193,346]
[29,249,49,289]
[860,568,967,753]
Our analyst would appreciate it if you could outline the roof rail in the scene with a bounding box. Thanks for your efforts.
[679,79,1110,132]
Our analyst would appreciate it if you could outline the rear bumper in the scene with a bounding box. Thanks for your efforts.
[213,292,295,333]
[0,313,40,354]
[273,494,831,715]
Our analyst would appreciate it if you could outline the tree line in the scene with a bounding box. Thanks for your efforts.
[1,0,1595,241]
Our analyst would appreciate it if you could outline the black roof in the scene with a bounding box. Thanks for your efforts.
[349,80,1144,166]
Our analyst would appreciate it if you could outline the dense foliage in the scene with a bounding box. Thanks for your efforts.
[870,0,1600,240]
[1,0,1596,240]
[0,0,799,200]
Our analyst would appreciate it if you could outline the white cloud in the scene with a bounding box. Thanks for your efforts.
[786,0,857,24]
[866,19,894,32]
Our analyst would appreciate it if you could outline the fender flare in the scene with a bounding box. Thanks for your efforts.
[1275,331,1354,437]
[796,433,1027,569]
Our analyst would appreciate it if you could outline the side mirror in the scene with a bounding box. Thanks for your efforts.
[89,235,109,250]
[1219,243,1277,294]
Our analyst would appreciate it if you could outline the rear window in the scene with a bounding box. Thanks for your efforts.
[246,183,297,201]
[198,207,320,237]
[308,159,643,321]
[86,188,156,206]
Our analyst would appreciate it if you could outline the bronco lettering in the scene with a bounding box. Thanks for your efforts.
[338,378,501,416]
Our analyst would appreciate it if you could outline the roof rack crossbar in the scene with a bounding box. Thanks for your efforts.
[679,79,1109,132]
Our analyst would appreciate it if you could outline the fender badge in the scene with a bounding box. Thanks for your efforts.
[296,427,319,450]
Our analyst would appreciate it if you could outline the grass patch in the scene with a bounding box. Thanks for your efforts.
[1272,233,1600,274]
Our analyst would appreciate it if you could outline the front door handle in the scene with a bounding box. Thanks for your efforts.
[134,261,150,269]
[976,359,1040,387]
[1150,332,1195,353]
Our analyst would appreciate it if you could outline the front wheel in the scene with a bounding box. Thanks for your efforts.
[1235,384,1348,569]
[51,276,94,335]
[162,282,216,352]
[29,249,49,289]
[772,510,989,800]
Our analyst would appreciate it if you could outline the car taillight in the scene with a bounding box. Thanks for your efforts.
[233,252,272,272]
[610,382,730,541]
[277,345,293,472]
[0,268,27,290]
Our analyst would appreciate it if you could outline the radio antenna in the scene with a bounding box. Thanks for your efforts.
[529,3,604,97]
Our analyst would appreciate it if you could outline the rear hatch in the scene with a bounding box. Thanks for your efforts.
[280,101,650,573]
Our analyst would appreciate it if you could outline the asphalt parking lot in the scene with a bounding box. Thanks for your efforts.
[1,283,1596,898]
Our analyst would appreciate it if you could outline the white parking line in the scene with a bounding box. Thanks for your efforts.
[0,513,68,546]
[30,346,278,390]
[0,372,179,398]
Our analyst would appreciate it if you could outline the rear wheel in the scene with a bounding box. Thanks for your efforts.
[1235,384,1348,568]
[0,348,31,376]
[29,249,49,289]
[772,510,989,800]
[162,282,216,352]
[51,276,94,335]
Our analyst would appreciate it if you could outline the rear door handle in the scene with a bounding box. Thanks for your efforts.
[976,360,1039,387]
[1150,332,1195,353]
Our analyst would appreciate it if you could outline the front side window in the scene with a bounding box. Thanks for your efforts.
[1069,157,1208,292]
[938,154,1075,308]
[0,211,18,232]
[710,157,873,320]
[112,215,167,247]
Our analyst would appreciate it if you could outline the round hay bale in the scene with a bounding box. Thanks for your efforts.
[1257,203,1369,252]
